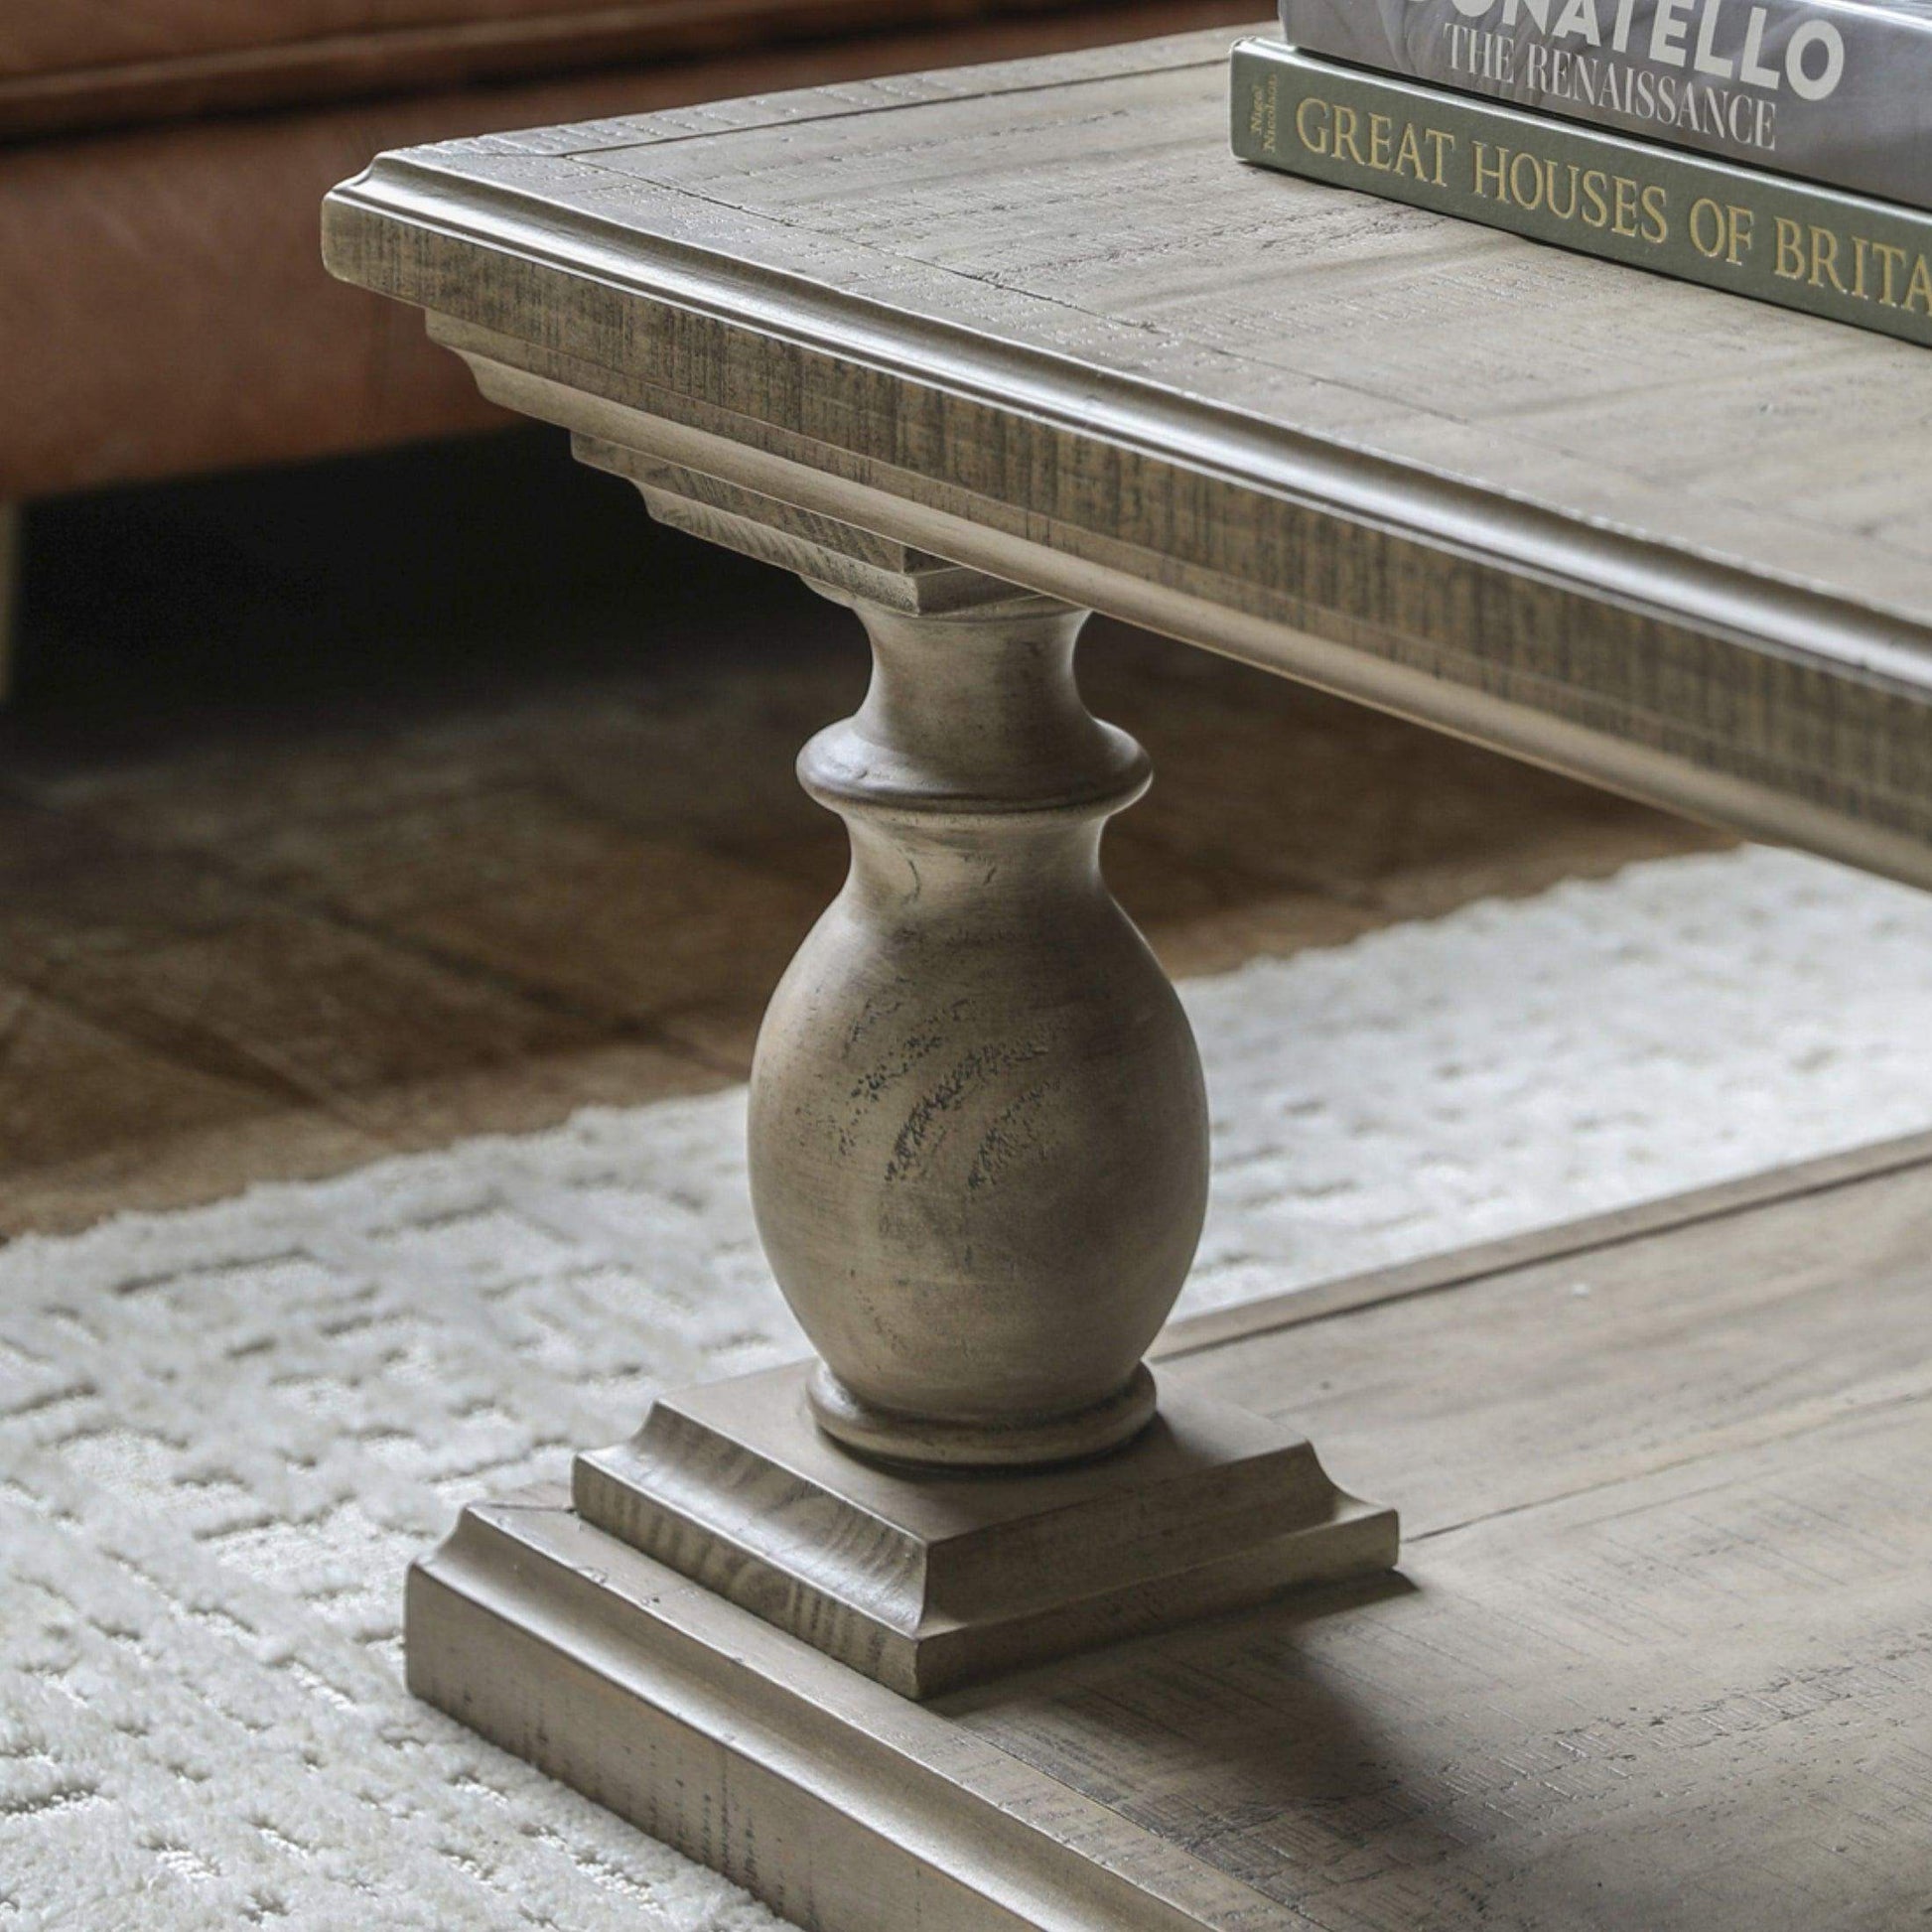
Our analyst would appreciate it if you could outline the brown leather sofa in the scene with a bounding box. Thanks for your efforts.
[0,1,1254,508]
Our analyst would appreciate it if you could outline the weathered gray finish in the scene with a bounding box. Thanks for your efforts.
[325,30,1932,1926]
[585,446,1015,618]
[749,572,1204,1464]
[322,26,1932,888]
[571,1364,1395,1696]
[407,1129,1932,1932]
[584,452,1219,1468]
[518,466,1393,1688]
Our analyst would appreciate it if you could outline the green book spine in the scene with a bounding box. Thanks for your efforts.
[1231,39,1932,350]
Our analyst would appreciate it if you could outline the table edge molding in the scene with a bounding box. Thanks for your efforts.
[323,154,1932,694]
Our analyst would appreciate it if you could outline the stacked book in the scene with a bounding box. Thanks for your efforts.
[1231,1,1931,345]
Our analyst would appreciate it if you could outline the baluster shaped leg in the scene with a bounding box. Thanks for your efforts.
[539,459,1397,1696]
[752,585,1207,1468]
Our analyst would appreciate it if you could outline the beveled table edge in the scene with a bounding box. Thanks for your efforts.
[318,31,1932,690]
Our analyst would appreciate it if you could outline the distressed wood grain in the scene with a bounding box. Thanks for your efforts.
[323,26,1932,883]
[326,33,1932,1926]
[411,1136,1932,1930]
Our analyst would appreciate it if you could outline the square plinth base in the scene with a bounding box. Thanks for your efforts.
[569,1362,1398,1697]
[407,1487,1409,1932]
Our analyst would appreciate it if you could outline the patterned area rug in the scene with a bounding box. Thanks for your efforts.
[5,847,1932,1930]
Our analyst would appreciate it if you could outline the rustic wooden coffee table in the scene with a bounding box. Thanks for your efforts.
[324,25,1932,1930]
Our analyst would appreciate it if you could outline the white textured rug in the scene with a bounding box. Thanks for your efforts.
[6,846,1932,1930]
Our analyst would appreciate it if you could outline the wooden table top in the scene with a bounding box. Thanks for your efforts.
[324,26,1932,886]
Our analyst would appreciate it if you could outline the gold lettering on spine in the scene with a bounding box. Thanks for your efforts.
[1689,197,1725,258]
[1333,104,1367,166]
[1612,175,1641,236]
[1640,184,1669,244]
[1289,82,1455,194]
[1246,56,1931,348]
[1509,150,1546,209]
[1725,204,1754,265]
[1545,161,1582,220]
[1773,216,1805,281]
[1808,226,1848,294]
[1691,199,1754,265]
[1248,79,1281,157]
[1872,242,1907,307]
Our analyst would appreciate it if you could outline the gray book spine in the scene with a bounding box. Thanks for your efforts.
[1276,0,1932,209]
[1230,39,1932,347]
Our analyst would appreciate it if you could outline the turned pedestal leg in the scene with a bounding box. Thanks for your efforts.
[753,585,1207,1468]
[411,453,1395,1705]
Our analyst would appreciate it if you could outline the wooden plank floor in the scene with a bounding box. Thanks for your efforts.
[0,431,1723,1237]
